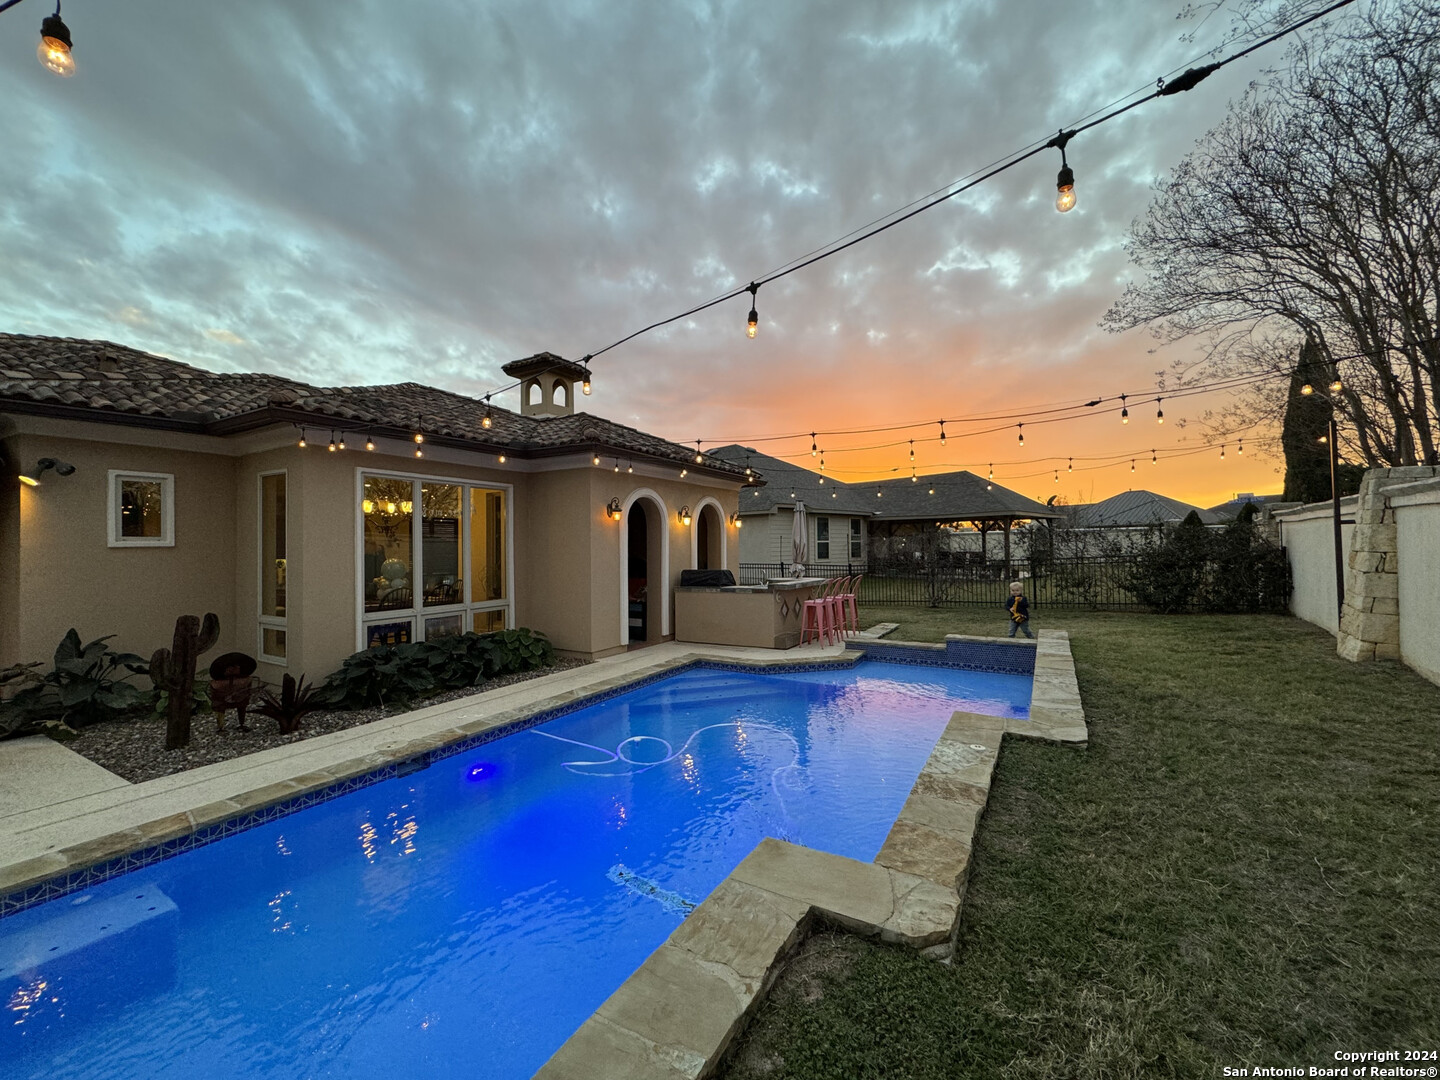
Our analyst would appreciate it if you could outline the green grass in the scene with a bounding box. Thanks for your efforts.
[719,611,1440,1079]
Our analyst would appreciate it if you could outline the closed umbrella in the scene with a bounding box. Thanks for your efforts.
[790,500,807,577]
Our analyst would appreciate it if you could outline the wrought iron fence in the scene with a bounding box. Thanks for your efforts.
[738,557,1150,610]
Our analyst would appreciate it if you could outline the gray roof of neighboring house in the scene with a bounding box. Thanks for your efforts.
[0,334,748,481]
[1062,489,1223,528]
[1206,493,1285,519]
[710,445,1061,521]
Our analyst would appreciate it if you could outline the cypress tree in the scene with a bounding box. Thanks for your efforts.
[1281,339,1335,503]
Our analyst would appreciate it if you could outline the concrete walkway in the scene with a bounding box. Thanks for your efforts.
[0,734,129,821]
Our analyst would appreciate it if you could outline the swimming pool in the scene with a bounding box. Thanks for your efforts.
[1,659,1030,1079]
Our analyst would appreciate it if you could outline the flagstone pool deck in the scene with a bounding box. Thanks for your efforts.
[0,629,1086,1080]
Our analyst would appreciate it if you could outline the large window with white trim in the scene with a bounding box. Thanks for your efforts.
[359,472,511,648]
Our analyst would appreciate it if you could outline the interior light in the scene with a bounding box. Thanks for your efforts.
[18,474,39,487]
[362,499,375,514]
[37,6,75,78]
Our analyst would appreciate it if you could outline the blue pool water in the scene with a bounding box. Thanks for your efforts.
[1,660,1029,1079]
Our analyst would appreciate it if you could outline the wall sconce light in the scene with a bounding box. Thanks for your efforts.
[18,458,75,485]
[730,513,742,528]
[607,497,623,521]
[679,506,692,526]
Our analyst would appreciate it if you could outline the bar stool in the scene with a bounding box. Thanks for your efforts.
[836,574,862,636]
[827,576,851,639]
[801,578,839,646]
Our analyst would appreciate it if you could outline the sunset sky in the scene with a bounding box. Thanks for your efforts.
[0,0,1342,507]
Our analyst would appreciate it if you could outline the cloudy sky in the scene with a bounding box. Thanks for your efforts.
[0,0,1352,505]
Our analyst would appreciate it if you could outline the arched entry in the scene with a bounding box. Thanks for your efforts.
[692,498,726,571]
[619,489,669,646]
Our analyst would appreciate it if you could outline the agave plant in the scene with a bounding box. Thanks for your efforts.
[255,673,320,735]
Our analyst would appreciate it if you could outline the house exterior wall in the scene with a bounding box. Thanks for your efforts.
[0,430,239,669]
[0,446,20,667]
[737,507,867,570]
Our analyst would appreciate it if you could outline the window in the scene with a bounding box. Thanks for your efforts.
[816,516,830,560]
[359,472,511,647]
[258,472,287,662]
[850,518,862,559]
[108,471,174,547]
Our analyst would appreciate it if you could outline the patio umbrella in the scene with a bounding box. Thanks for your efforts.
[790,500,807,577]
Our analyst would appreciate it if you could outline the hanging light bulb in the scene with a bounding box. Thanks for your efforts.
[695,440,703,463]
[297,429,307,449]
[1318,433,1328,444]
[1156,398,1164,424]
[988,464,994,480]
[498,453,507,464]
[818,476,825,484]
[1067,457,1073,473]
[1120,394,1129,424]
[746,283,759,339]
[811,433,818,457]
[327,432,337,453]
[1054,471,1059,483]
[1300,382,1315,396]
[1220,444,1226,459]
[1237,438,1244,456]
[928,486,935,495]
[414,416,424,444]
[911,468,918,482]
[831,491,837,498]
[37,5,75,78]
[909,440,915,462]
[1152,450,1158,465]
[482,395,493,429]
[939,419,947,446]
[819,454,826,472]
[614,459,620,472]
[876,488,883,498]
[987,481,993,491]
[1329,371,1343,393]
[365,430,375,452]
[1049,130,1077,213]
[415,446,424,459]
[581,357,593,396]
[1131,459,1136,472]
[627,461,633,474]
[1017,423,1024,446]
[338,433,347,451]
[681,467,688,478]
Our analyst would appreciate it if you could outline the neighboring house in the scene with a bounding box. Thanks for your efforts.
[708,446,1060,573]
[1207,492,1286,520]
[0,336,750,685]
[1054,489,1223,553]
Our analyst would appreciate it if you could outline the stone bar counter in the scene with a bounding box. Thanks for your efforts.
[674,578,827,649]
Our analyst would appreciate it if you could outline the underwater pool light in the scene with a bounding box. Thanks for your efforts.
[466,762,497,782]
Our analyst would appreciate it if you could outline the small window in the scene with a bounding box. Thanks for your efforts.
[108,471,174,547]
[850,518,862,559]
[816,516,830,560]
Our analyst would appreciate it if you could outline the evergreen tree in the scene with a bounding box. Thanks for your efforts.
[1282,339,1337,504]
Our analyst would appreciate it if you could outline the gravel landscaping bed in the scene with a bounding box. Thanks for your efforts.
[68,659,591,783]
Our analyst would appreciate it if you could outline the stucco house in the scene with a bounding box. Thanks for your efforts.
[0,335,751,688]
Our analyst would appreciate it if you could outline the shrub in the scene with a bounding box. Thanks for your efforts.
[314,628,555,710]
[0,631,149,739]
[1126,509,1293,615]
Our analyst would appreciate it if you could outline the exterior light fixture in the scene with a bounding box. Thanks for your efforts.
[593,453,601,466]
[338,434,346,451]
[789,490,795,499]
[1067,457,1073,473]
[811,433,818,457]
[1017,423,1024,446]
[1220,444,1227,458]
[681,467,688,478]
[1054,471,1059,483]
[694,440,703,463]
[911,468,918,483]
[497,453,506,464]
[581,357,593,396]
[745,282,759,339]
[613,459,620,473]
[818,476,824,484]
[18,457,74,485]
[1152,450,1158,465]
[327,432,337,452]
[939,419,947,446]
[1131,459,1136,472]
[414,417,424,444]
[909,440,915,461]
[876,488,883,498]
[365,430,375,451]
[1156,398,1164,424]
[928,486,935,495]
[1120,394,1129,424]
[626,461,633,474]
[607,497,623,521]
[731,513,743,528]
[1048,128,1077,213]
[679,506,692,526]
[297,428,308,449]
[988,464,993,480]
[1237,438,1244,456]
[415,445,424,459]
[1329,372,1343,393]
[987,482,993,491]
[482,396,493,429]
[37,4,75,78]
[819,455,825,472]
[1300,382,1315,396]
[831,491,837,498]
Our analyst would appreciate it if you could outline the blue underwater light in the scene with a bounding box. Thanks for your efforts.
[466,762,497,781]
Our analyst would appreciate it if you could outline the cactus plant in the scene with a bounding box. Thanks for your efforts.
[152,613,220,750]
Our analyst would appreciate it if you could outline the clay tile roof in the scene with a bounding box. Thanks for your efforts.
[0,333,746,479]
[500,351,590,382]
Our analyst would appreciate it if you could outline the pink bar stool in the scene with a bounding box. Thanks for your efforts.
[801,578,839,646]
[827,576,851,639]
[836,574,862,636]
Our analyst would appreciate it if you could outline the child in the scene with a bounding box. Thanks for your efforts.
[1006,581,1034,639]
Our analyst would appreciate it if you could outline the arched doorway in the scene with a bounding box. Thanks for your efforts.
[622,492,668,646]
[695,503,723,571]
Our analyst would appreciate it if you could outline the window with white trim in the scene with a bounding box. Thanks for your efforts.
[108,471,174,547]
[816,516,830,560]
[360,472,511,647]
[258,472,287,662]
[850,518,862,559]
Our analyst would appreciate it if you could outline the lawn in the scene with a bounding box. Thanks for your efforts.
[719,609,1440,1079]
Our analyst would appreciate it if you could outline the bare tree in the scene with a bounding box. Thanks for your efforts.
[1106,0,1440,466]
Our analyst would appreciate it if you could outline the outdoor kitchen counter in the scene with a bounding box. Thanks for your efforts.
[673,578,826,649]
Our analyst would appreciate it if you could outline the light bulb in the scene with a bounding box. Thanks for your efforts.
[582,373,592,395]
[1067,458,1073,473]
[746,307,758,339]
[593,454,600,466]
[1054,471,1059,483]
[681,468,688,477]
[1237,440,1243,456]
[37,13,75,78]
[415,446,424,458]
[482,412,492,430]
[928,487,935,495]
[414,431,424,444]
[1018,425,1025,446]
[1329,377,1342,393]
[1152,451,1157,465]
[338,435,346,451]
[1055,164,1076,213]
[365,436,375,451]
[627,463,633,474]
[498,453,506,464]
[1220,445,1226,459]
[362,499,375,514]
[1121,409,1129,424]
[297,433,307,448]
[1131,460,1136,472]
[988,465,994,480]
[614,461,620,472]
[939,420,947,446]
[1301,383,1314,396]
[909,441,915,461]
[327,436,337,452]
[1156,399,1164,424]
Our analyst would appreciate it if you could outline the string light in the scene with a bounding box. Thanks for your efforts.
[819,453,826,471]
[614,458,620,472]
[1054,470,1059,483]
[876,488,883,498]
[1131,459,1136,472]
[681,467,688,477]
[1329,371,1343,393]
[581,357,593,396]
[1067,457,1073,473]
[414,416,424,444]
[988,464,994,480]
[928,486,935,495]
[627,461,634,474]
[1152,449,1157,464]
[296,428,307,449]
[1049,129,1077,213]
[695,440,703,463]
[498,453,506,464]
[1238,438,1244,456]
[909,440,915,461]
[1301,381,1315,395]
[1017,423,1024,446]
[1120,393,1129,424]
[746,283,759,339]
[939,419,947,446]
[338,433,347,451]
[1156,398,1164,424]
[482,395,493,429]
[911,468,918,482]
[37,4,75,78]
[327,431,337,453]
[1220,444,1226,459]
[811,433,818,457]
[365,430,375,452]
[414,445,424,459]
